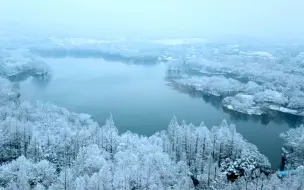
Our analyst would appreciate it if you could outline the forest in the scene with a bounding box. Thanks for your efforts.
[0,63,303,189]
[1,0,304,188]
[0,36,304,189]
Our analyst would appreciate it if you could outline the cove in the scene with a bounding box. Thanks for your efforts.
[20,57,297,169]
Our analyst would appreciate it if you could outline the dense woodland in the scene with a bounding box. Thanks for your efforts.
[0,42,304,189]
[0,75,303,190]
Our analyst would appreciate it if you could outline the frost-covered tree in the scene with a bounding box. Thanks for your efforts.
[280,125,304,168]
[0,59,303,190]
[155,116,271,185]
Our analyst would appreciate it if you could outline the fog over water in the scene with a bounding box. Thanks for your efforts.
[2,0,304,170]
[20,57,299,169]
[2,1,304,189]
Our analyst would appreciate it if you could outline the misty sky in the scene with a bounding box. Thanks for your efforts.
[0,0,303,38]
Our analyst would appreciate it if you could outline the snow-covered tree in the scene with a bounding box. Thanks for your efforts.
[280,125,304,168]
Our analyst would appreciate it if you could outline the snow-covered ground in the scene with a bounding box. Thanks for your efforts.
[167,42,304,116]
[0,36,304,189]
[3,36,304,117]
[0,49,50,79]
[0,48,272,189]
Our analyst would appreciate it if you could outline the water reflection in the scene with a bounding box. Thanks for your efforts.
[7,71,51,83]
[167,78,304,128]
[19,57,291,169]
[167,80,222,108]
[8,72,32,82]
[30,74,52,89]
[30,48,161,66]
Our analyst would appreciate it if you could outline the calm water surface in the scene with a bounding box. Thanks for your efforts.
[20,57,298,169]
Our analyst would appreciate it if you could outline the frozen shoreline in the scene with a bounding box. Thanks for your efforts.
[0,37,303,189]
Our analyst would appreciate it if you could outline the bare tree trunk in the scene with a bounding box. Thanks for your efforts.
[207,157,212,187]
[203,137,206,156]
[64,167,67,190]
[212,137,216,159]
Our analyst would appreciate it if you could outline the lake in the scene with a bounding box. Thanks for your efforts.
[20,57,298,169]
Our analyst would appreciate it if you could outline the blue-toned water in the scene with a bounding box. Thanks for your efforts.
[20,57,298,169]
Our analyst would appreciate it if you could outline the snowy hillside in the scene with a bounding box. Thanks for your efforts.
[0,37,304,189]
[166,42,304,117]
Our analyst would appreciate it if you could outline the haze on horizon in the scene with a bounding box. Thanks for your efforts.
[0,0,303,39]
